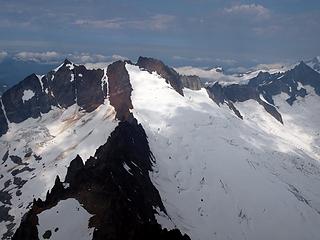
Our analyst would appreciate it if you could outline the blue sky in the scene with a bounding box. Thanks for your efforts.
[0,0,319,68]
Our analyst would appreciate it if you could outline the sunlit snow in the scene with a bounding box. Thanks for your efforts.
[126,63,320,240]
[37,198,94,240]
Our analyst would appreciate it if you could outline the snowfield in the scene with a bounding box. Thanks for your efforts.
[126,63,320,240]
[0,100,117,238]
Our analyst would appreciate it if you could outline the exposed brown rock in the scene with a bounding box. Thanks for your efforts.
[180,75,202,90]
[107,61,133,121]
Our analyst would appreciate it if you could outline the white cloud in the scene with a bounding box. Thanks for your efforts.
[74,14,175,31]
[173,55,213,62]
[173,56,237,66]
[111,54,128,61]
[14,51,60,63]
[0,51,8,62]
[67,53,109,63]
[225,4,270,18]
[67,53,128,64]
[175,65,250,85]
[13,51,128,64]
[227,62,290,74]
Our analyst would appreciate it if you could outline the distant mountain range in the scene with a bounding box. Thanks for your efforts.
[1,56,319,97]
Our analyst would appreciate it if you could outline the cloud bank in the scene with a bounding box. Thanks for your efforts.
[224,4,270,18]
[11,51,128,64]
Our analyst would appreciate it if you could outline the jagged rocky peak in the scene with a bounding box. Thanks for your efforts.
[63,58,72,65]
[48,59,106,111]
[13,120,190,240]
[136,56,184,96]
[287,60,320,95]
[249,71,273,86]
[206,59,320,123]
[0,59,107,137]
[296,60,308,70]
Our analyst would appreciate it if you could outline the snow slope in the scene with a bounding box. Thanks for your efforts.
[37,198,93,240]
[0,100,117,237]
[126,63,320,240]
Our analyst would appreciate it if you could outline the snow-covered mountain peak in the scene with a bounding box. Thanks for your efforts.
[1,56,320,240]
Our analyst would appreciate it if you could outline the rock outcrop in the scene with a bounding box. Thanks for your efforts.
[180,75,202,90]
[107,61,133,121]
[1,73,53,123]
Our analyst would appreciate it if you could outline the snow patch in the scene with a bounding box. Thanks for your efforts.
[78,73,83,77]
[66,63,74,70]
[123,162,133,175]
[101,68,108,95]
[22,89,35,103]
[54,63,64,72]
[259,94,275,107]
[37,198,94,240]
[70,73,75,82]
[0,99,9,124]
[37,75,44,91]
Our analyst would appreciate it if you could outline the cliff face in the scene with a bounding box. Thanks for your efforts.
[180,75,202,90]
[107,61,133,121]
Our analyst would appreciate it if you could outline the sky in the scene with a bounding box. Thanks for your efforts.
[0,0,319,68]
